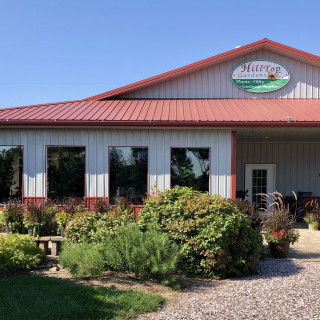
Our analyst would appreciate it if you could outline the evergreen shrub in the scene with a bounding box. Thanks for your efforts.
[102,224,180,282]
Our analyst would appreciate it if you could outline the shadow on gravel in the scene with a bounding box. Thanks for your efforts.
[241,260,305,281]
[286,249,320,260]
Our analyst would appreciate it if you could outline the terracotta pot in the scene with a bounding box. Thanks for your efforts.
[269,242,290,258]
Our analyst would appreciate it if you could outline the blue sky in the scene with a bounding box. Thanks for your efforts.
[0,0,319,108]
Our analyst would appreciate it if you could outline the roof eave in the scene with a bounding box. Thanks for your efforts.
[1,120,320,128]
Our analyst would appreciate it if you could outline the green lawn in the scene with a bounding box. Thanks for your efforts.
[0,275,164,320]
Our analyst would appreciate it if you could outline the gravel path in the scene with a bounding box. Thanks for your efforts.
[139,261,320,320]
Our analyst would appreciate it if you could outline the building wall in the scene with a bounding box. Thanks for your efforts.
[121,49,320,99]
[237,142,320,196]
[0,128,232,199]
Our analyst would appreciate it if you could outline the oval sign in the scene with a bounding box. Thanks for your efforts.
[231,59,290,93]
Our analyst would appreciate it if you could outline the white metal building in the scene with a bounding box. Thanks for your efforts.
[1,39,320,210]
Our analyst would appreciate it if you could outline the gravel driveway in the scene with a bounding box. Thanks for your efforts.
[139,260,320,320]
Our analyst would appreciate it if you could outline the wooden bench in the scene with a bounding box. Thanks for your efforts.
[33,236,64,256]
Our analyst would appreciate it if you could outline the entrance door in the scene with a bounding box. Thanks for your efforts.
[245,164,276,210]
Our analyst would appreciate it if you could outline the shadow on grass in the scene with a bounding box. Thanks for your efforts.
[0,275,164,320]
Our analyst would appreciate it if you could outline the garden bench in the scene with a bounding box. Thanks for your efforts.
[33,236,64,256]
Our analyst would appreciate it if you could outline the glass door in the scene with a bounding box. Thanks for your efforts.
[245,164,276,210]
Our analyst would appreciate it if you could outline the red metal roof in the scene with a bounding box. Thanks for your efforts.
[1,99,320,127]
[86,39,320,100]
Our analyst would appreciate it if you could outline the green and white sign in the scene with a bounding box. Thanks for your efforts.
[231,60,290,93]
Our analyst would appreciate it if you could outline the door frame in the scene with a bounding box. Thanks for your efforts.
[244,163,277,205]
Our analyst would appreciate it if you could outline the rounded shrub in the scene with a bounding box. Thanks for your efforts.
[0,234,45,270]
[139,186,263,278]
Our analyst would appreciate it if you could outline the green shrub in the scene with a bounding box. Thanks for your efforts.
[139,186,263,278]
[230,198,262,231]
[102,224,180,282]
[0,234,45,270]
[65,207,136,243]
[60,241,105,278]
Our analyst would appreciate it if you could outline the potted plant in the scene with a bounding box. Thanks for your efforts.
[0,200,25,233]
[26,200,58,237]
[23,211,35,236]
[56,211,71,237]
[304,213,318,230]
[262,192,300,258]
[304,200,320,230]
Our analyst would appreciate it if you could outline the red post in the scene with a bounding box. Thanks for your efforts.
[231,131,237,199]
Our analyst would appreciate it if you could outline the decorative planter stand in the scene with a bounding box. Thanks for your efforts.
[269,242,290,258]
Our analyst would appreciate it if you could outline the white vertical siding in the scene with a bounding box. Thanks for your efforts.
[237,142,320,196]
[120,49,320,99]
[0,128,232,198]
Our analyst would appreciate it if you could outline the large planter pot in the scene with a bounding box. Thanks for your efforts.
[5,224,10,234]
[269,242,290,258]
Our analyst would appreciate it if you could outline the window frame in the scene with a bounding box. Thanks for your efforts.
[45,145,86,201]
[0,145,24,204]
[170,147,211,193]
[108,146,149,206]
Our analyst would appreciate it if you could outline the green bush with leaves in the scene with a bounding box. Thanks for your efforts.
[0,234,45,270]
[139,186,262,278]
[230,198,262,231]
[60,241,105,278]
[65,206,136,243]
[102,224,180,282]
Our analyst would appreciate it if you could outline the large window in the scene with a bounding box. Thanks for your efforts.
[47,147,85,201]
[0,146,23,203]
[171,148,210,192]
[109,147,148,205]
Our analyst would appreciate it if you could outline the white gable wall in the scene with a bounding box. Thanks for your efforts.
[0,128,232,199]
[120,49,320,99]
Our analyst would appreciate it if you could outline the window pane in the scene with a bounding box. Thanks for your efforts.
[109,147,148,205]
[0,146,23,203]
[171,148,209,192]
[47,147,85,201]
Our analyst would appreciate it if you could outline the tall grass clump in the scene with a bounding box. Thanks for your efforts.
[60,241,104,278]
